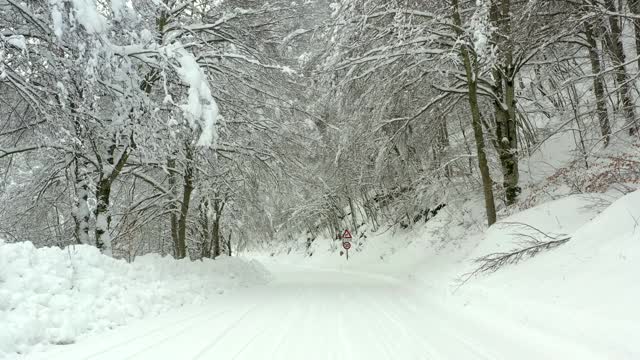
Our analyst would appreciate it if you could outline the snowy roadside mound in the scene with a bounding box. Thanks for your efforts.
[464,190,640,295]
[442,191,640,358]
[0,243,271,358]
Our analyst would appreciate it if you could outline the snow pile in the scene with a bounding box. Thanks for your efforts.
[432,190,640,359]
[457,190,639,299]
[0,243,271,358]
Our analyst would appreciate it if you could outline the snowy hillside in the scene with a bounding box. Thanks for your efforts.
[0,243,271,358]
[444,191,640,358]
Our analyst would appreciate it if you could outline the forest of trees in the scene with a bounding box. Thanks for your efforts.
[1,0,639,260]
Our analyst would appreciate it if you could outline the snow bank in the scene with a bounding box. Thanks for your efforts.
[459,190,639,300]
[444,190,640,359]
[0,243,271,358]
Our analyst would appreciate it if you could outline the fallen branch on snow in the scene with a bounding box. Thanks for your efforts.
[456,222,571,288]
[470,236,570,275]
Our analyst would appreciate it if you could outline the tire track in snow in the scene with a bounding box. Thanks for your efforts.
[191,302,262,359]
[229,293,298,360]
[350,290,397,359]
[354,287,435,360]
[386,292,496,360]
[337,286,402,359]
[271,291,309,360]
[335,288,355,360]
[280,287,318,359]
[119,304,240,360]
[65,303,236,360]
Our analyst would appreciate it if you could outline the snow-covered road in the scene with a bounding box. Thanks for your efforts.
[30,264,610,360]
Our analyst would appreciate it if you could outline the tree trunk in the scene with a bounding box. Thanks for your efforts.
[73,159,90,244]
[70,92,90,245]
[432,117,451,177]
[441,120,452,177]
[94,138,129,256]
[362,190,379,230]
[167,157,180,257]
[227,230,232,256]
[212,210,220,258]
[348,196,358,233]
[94,178,112,255]
[490,0,520,206]
[602,0,638,135]
[585,23,611,146]
[491,68,520,205]
[628,0,640,70]
[452,0,497,226]
[200,198,211,259]
[175,144,194,259]
[211,196,225,258]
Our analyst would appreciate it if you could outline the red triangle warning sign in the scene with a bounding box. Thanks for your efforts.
[342,229,352,239]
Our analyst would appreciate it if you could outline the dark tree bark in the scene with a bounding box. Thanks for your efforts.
[72,158,90,244]
[211,197,225,258]
[348,196,358,233]
[601,0,638,135]
[167,157,180,257]
[200,198,212,259]
[490,0,520,206]
[452,0,497,226]
[94,138,130,255]
[175,144,194,259]
[432,117,451,177]
[585,23,611,146]
[628,0,640,70]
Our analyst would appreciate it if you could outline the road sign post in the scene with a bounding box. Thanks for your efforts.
[338,230,353,260]
[342,241,351,260]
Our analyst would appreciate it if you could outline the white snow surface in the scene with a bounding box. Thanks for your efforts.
[0,243,271,359]
[8,190,639,359]
[3,149,639,360]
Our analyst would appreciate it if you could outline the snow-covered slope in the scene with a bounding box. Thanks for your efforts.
[257,190,640,358]
[443,190,640,358]
[0,243,271,358]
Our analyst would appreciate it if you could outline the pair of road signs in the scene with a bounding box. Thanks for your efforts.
[340,230,352,259]
[339,229,352,247]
